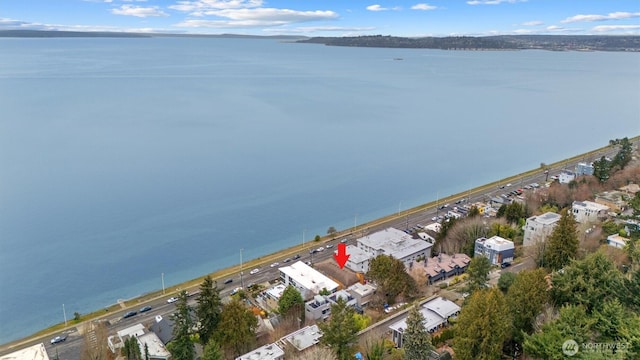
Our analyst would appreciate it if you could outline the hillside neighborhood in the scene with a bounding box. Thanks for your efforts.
[3,137,640,360]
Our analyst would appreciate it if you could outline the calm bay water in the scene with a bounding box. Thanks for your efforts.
[0,37,638,344]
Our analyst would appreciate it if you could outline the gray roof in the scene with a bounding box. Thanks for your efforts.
[358,228,432,260]
[528,212,561,225]
[423,297,461,319]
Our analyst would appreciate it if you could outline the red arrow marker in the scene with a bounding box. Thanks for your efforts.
[334,243,350,269]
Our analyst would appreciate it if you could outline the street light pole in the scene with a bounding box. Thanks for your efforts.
[62,304,67,327]
[162,273,165,295]
[240,248,244,288]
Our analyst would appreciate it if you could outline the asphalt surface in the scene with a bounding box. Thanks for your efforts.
[0,144,625,360]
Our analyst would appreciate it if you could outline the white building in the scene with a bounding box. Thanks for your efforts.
[607,234,629,249]
[279,261,339,300]
[575,162,594,176]
[281,325,323,352]
[572,201,609,223]
[523,212,561,247]
[236,343,284,360]
[474,236,515,266]
[0,343,49,360]
[347,282,377,306]
[389,297,460,348]
[345,228,432,273]
[108,323,171,360]
[558,170,576,184]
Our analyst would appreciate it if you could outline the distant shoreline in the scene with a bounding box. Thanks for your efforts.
[1,30,639,52]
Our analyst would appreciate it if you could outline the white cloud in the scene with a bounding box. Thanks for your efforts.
[411,4,437,11]
[592,24,640,32]
[122,0,148,2]
[561,12,640,23]
[111,5,169,17]
[467,0,526,5]
[169,0,263,13]
[513,28,534,34]
[174,8,337,28]
[521,20,542,26]
[263,25,376,34]
[544,25,582,33]
[366,4,400,11]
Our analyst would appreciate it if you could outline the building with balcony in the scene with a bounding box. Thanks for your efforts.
[523,212,561,247]
[474,236,514,266]
[279,261,338,300]
[572,201,609,223]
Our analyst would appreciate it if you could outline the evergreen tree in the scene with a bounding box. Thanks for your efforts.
[201,339,223,360]
[612,137,632,169]
[403,304,434,360]
[497,272,516,293]
[216,297,258,358]
[123,337,142,360]
[169,291,195,360]
[195,276,222,345]
[592,156,611,182]
[278,285,305,324]
[454,288,511,360]
[506,269,549,343]
[543,208,578,271]
[319,297,359,360]
[367,255,417,304]
[465,256,491,294]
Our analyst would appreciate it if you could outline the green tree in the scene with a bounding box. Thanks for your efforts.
[502,202,528,224]
[454,288,511,360]
[551,252,627,314]
[122,337,142,360]
[403,304,434,360]
[216,297,258,358]
[543,208,578,271]
[465,256,491,294]
[319,297,359,360]
[195,276,222,345]
[169,291,196,360]
[593,156,611,182]
[629,192,640,217]
[278,285,305,324]
[612,137,632,169]
[327,226,337,236]
[353,313,372,331]
[314,235,321,242]
[506,269,549,343]
[497,272,516,293]
[367,255,417,304]
[201,339,223,360]
[467,206,480,218]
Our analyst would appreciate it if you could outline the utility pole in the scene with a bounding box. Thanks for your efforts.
[162,273,165,294]
[62,304,67,327]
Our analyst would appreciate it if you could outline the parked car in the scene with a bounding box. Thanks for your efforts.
[167,297,179,304]
[317,247,325,252]
[325,244,333,248]
[223,278,233,284]
[51,335,68,345]
[270,262,279,267]
[293,254,301,260]
[230,287,242,295]
[123,311,137,319]
[283,258,291,263]
[340,238,348,243]
[139,306,152,313]
[250,268,259,275]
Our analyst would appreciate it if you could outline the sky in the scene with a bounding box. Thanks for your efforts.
[1,0,639,37]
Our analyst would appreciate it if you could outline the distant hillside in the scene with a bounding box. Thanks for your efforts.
[0,30,307,40]
[298,35,640,52]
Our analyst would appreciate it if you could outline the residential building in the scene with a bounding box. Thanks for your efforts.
[474,236,515,266]
[575,162,594,176]
[620,183,640,195]
[572,201,609,223]
[595,191,628,213]
[347,282,377,306]
[523,212,561,247]
[345,228,432,273]
[304,290,358,321]
[279,261,338,300]
[558,170,576,184]
[281,325,323,352]
[108,323,171,360]
[423,253,471,285]
[389,297,460,348]
[607,234,629,249]
[149,315,173,345]
[236,343,284,360]
[0,343,49,360]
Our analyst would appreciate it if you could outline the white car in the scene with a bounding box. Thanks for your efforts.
[249,268,259,275]
[167,297,179,304]
[317,247,325,252]
[270,262,279,267]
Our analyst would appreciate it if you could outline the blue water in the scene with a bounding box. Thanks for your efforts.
[0,37,638,344]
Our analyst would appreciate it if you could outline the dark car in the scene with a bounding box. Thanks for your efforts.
[51,334,67,345]
[223,278,233,284]
[293,254,301,260]
[139,306,152,313]
[123,311,137,319]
